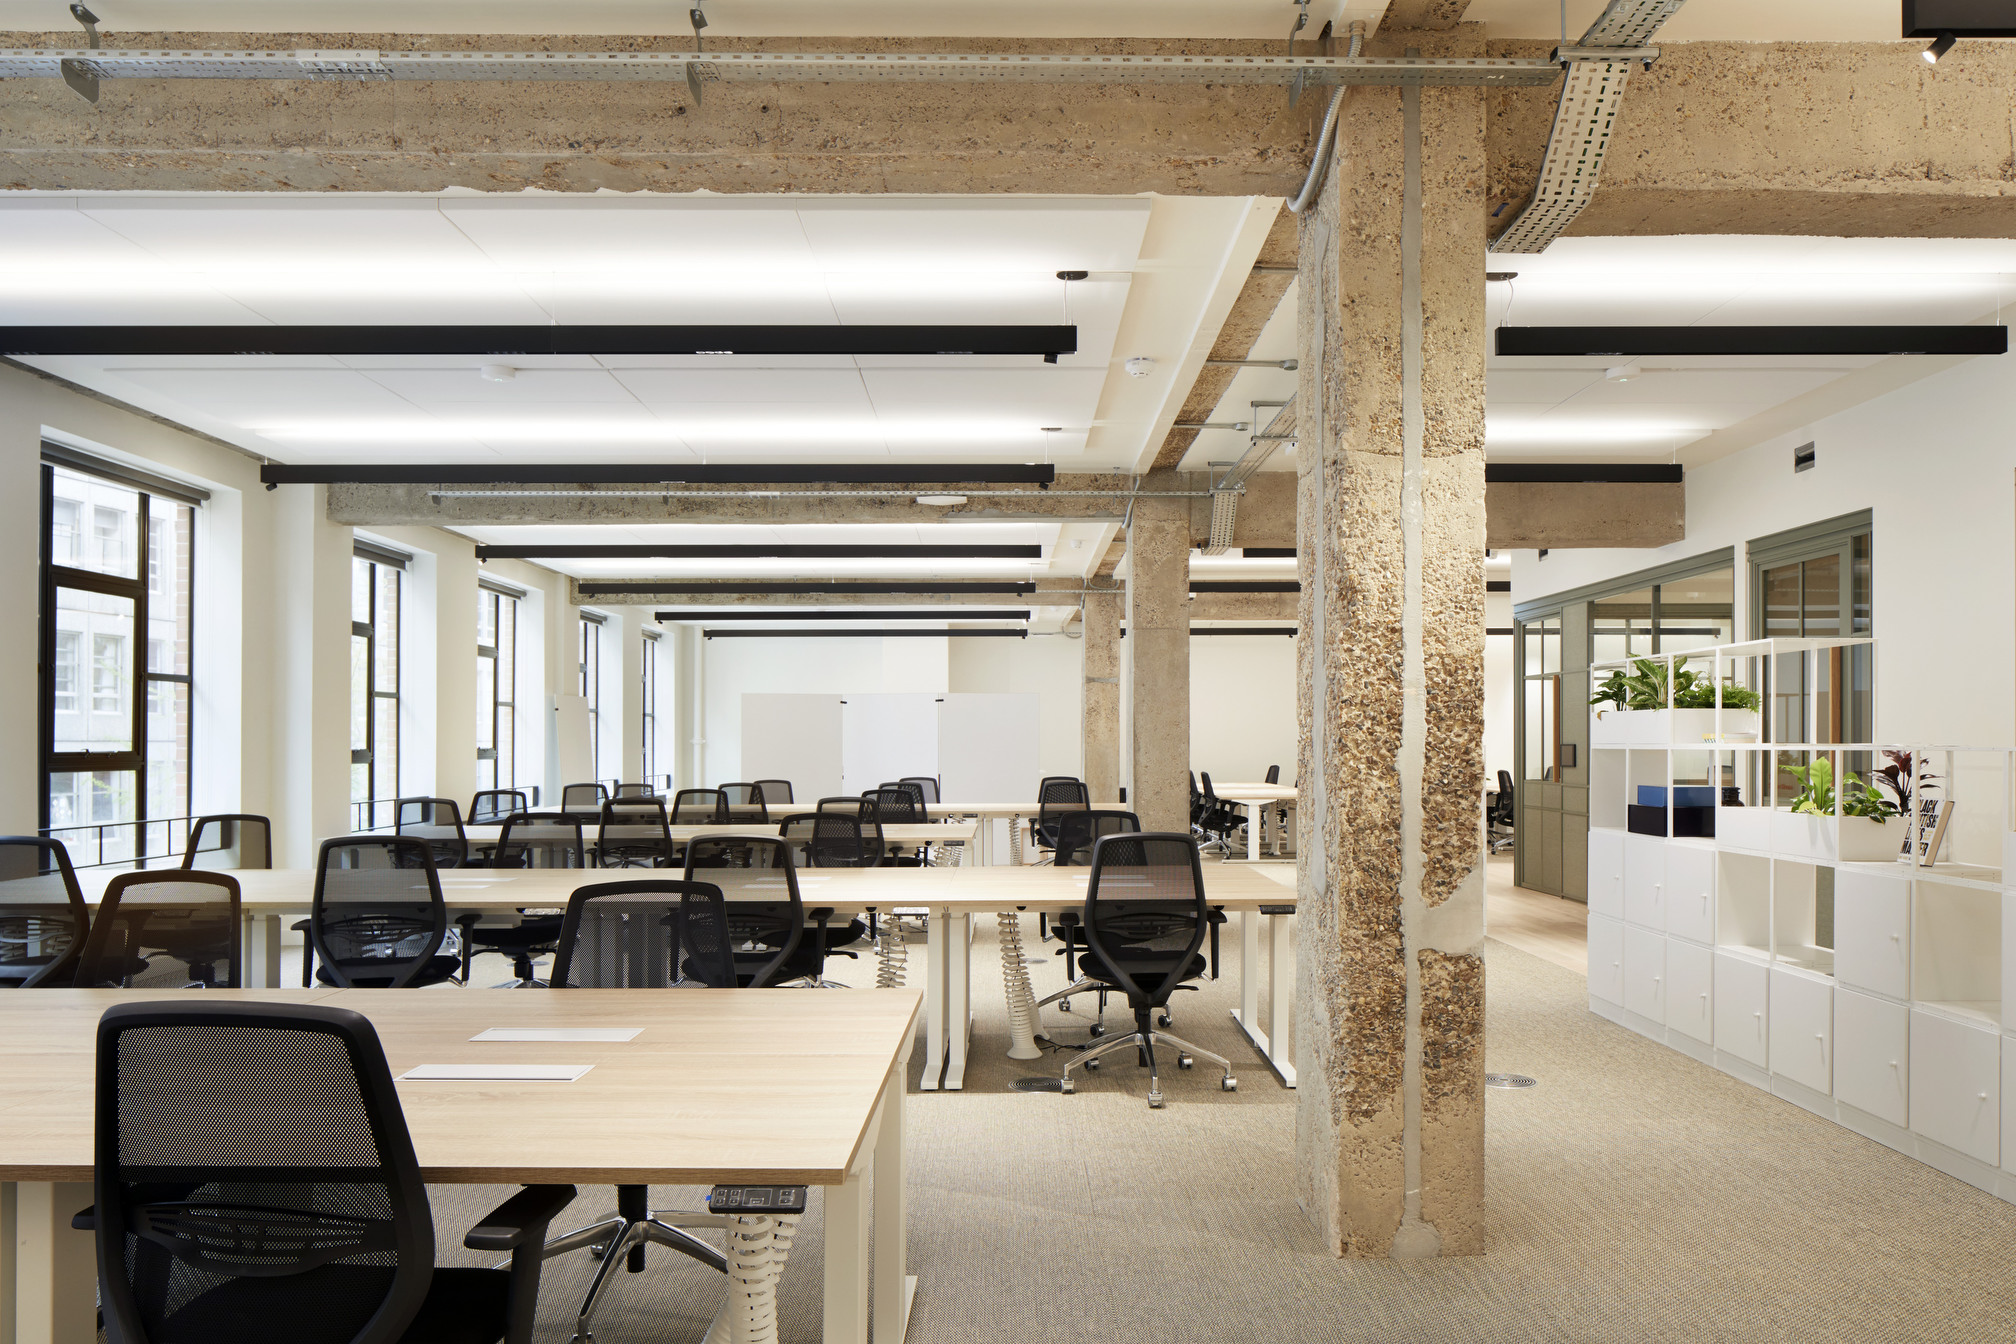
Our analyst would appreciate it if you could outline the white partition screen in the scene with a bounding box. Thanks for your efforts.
[841,694,940,796]
[742,694,844,803]
[939,693,1039,801]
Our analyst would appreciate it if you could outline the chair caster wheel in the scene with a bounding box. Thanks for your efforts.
[589,1244,609,1260]
[1222,1077,1238,1092]
[1060,1077,1074,1094]
[1084,1057,1100,1071]
[1148,1092,1164,1109]
[1058,999,1071,1013]
[1178,1055,1194,1069]
[1088,1022,1105,1037]
[1158,1013,1173,1028]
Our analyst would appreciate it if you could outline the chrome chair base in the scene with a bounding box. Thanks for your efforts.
[1058,1026,1235,1108]
[545,1206,729,1343]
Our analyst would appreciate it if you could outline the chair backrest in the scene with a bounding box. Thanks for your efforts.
[493,812,587,869]
[598,799,673,867]
[865,787,926,825]
[561,782,608,813]
[817,795,866,815]
[879,781,926,807]
[182,815,272,870]
[94,1000,435,1344]
[549,879,740,989]
[1054,809,1141,867]
[310,838,448,988]
[74,870,242,988]
[900,776,941,803]
[394,798,466,870]
[1199,772,1221,804]
[468,789,529,825]
[1265,764,1281,784]
[682,836,804,984]
[718,783,769,824]
[798,813,882,868]
[670,788,729,825]
[1038,777,1091,825]
[1498,769,1514,798]
[753,779,794,805]
[0,836,90,988]
[1082,832,1210,1010]
[612,782,656,799]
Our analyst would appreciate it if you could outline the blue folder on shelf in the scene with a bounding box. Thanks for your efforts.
[1636,785,1716,808]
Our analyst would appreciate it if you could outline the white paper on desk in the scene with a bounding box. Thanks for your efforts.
[400,1063,592,1081]
[470,1027,641,1043]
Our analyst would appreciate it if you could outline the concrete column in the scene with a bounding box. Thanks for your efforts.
[1293,26,1488,1259]
[0,405,40,832]
[1126,485,1189,831]
[1081,590,1122,801]
[268,486,353,867]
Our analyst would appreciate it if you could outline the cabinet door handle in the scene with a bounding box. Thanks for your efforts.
[1979,1093,1990,1102]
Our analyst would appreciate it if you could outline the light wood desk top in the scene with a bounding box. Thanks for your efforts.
[444,822,974,846]
[55,860,1301,914]
[1212,784,1298,802]
[0,986,921,1186]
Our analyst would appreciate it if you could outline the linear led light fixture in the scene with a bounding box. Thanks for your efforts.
[1494,326,2009,357]
[0,323,1078,361]
[1903,2,2016,39]
[1189,581,1301,593]
[475,543,1043,561]
[704,628,1028,640]
[265,463,1058,487]
[579,581,1038,595]
[1120,626,1299,636]
[656,608,1030,622]
[1484,464,1682,483]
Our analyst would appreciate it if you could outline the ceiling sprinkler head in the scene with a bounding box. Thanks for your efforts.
[1605,364,1642,384]
[479,363,517,383]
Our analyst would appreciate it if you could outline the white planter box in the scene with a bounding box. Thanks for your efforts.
[1838,815,1906,863]
[1715,805,1770,852]
[1671,708,1760,744]
[1770,809,1838,862]
[1590,706,1760,747]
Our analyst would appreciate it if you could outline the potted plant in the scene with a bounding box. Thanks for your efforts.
[1590,655,1762,746]
[1836,772,1903,862]
[1773,756,1906,861]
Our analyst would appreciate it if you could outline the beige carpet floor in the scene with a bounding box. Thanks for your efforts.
[431,917,2016,1343]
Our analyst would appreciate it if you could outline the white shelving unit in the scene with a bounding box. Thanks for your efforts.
[1584,636,2016,1204]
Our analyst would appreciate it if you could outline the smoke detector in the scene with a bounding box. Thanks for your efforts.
[1124,357,1156,379]
[479,363,518,383]
[1605,364,1642,383]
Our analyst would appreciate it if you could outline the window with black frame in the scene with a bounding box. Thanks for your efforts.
[40,457,196,866]
[477,581,518,791]
[350,545,405,828]
[640,627,659,785]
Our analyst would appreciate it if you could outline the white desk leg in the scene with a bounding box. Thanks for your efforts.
[1241,798,1263,861]
[823,1165,870,1344]
[244,912,282,988]
[943,911,971,1090]
[920,906,948,1091]
[1267,913,1296,1087]
[15,1181,94,1344]
[1237,910,1260,1027]
[872,1064,916,1344]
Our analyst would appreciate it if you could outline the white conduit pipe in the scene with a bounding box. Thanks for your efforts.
[699,1213,802,1344]
[998,911,1044,1060]
[1286,21,1365,216]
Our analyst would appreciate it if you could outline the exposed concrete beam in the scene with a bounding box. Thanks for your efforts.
[1150,211,1298,470]
[1381,2,1476,31]
[328,470,1300,547]
[1483,480,1684,550]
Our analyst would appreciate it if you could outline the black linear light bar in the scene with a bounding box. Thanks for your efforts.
[1494,326,2008,358]
[1189,580,1301,593]
[578,581,1038,596]
[2,323,1078,360]
[1903,1,2016,37]
[704,628,1028,640]
[262,463,1058,487]
[476,543,1043,561]
[1485,464,1682,484]
[1238,547,1297,558]
[1121,626,1299,637]
[657,609,1030,622]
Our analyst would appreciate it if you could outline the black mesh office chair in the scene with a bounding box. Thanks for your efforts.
[670,788,729,825]
[863,787,928,866]
[753,779,794,805]
[470,789,530,824]
[307,836,461,989]
[396,797,470,871]
[717,783,769,826]
[182,814,272,869]
[900,776,941,804]
[1196,773,1241,853]
[73,870,242,988]
[879,781,927,808]
[1488,769,1516,854]
[1059,833,1236,1105]
[87,1000,574,1344]
[0,836,90,988]
[685,836,840,986]
[598,798,675,869]
[541,877,797,1341]
[461,813,584,986]
[1036,810,1141,1030]
[612,782,656,799]
[817,794,866,815]
[1031,777,1090,862]
[561,783,608,815]
[786,813,881,869]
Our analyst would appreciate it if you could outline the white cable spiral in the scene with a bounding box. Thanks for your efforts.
[699,1213,802,1344]
[1008,813,1025,865]
[997,911,1043,1060]
[874,914,910,988]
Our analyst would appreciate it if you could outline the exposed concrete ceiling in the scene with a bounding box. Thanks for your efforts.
[1469,0,1898,42]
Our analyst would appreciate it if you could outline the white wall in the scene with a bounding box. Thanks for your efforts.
[1187,634,1298,787]
[1511,349,2016,751]
[947,634,1083,783]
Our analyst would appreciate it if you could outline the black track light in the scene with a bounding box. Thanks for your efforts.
[1924,31,1957,63]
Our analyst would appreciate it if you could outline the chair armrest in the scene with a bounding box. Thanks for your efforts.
[464,1184,577,1251]
[71,1206,95,1231]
